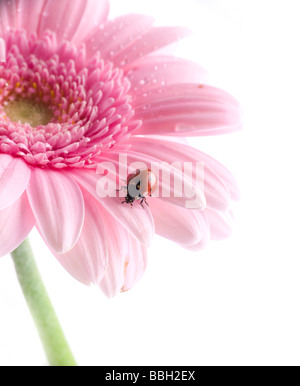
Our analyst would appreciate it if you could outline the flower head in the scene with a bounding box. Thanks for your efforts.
[0,0,242,297]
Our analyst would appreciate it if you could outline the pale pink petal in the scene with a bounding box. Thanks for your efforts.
[126,56,208,91]
[37,0,88,42]
[99,197,154,247]
[180,212,210,251]
[133,84,242,136]
[113,26,191,68]
[144,137,240,201]
[85,14,154,61]
[99,226,147,297]
[0,193,35,257]
[149,198,207,246]
[183,238,209,251]
[14,0,109,42]
[0,0,18,35]
[54,191,107,285]
[205,209,234,240]
[192,150,240,201]
[0,154,31,211]
[121,235,147,293]
[98,216,129,298]
[27,168,84,254]
[70,168,154,247]
[72,0,110,45]
[126,137,234,209]
[17,0,46,35]
[138,136,240,200]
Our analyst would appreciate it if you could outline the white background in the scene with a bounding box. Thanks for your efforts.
[1,0,300,366]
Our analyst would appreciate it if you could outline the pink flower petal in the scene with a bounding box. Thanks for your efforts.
[121,235,148,293]
[54,191,108,285]
[71,0,110,45]
[113,26,191,68]
[0,0,18,35]
[85,14,154,61]
[183,238,209,252]
[37,0,88,42]
[0,154,31,211]
[205,209,234,240]
[126,137,234,210]
[17,0,46,35]
[126,56,208,90]
[0,193,35,257]
[70,168,154,247]
[133,84,242,136]
[180,212,210,251]
[98,216,129,298]
[149,198,208,247]
[99,227,147,297]
[27,168,84,254]
[100,197,154,247]
[192,150,240,201]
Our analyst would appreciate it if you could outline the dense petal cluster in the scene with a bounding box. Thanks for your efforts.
[0,30,139,167]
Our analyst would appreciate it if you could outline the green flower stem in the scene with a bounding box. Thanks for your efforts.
[11,238,77,366]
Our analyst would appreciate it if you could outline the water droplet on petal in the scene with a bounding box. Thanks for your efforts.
[175,123,193,132]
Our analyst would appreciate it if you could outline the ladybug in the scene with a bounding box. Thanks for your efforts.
[119,169,157,208]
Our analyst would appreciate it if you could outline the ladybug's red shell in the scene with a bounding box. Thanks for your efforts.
[127,169,157,197]
[120,169,158,207]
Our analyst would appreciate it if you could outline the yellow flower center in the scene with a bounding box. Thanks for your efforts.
[5,98,53,127]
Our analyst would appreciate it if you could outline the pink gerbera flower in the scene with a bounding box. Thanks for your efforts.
[0,0,242,297]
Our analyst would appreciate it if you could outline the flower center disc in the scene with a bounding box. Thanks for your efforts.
[4,98,53,128]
